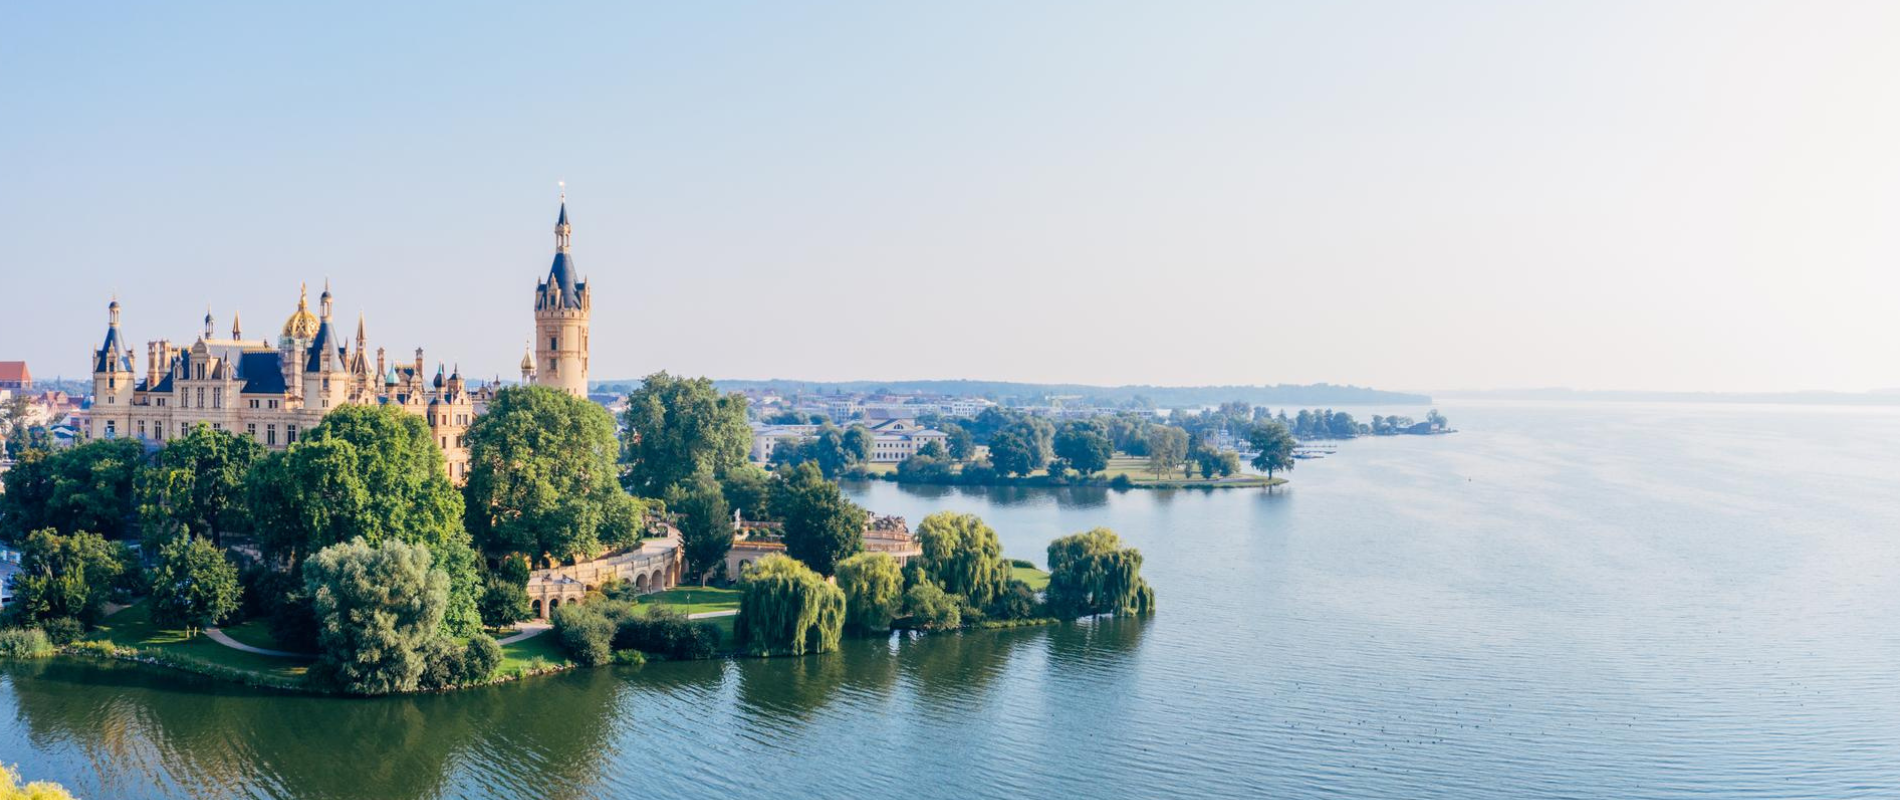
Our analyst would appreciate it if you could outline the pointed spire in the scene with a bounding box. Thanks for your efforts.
[554,181,571,250]
[355,312,367,346]
[232,310,242,340]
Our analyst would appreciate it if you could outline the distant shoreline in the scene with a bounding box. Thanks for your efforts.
[1435,389,1900,407]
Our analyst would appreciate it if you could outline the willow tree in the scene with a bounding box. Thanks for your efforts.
[733,555,845,656]
[835,551,904,632]
[914,511,1008,608]
[1046,528,1155,618]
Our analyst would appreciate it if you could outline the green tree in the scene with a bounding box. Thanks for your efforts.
[942,423,975,461]
[841,425,874,464]
[914,511,1009,608]
[248,404,466,566]
[463,385,642,566]
[620,372,751,495]
[1053,420,1113,477]
[303,537,451,695]
[667,471,734,584]
[148,533,242,630]
[733,554,845,656]
[246,437,370,567]
[138,423,264,545]
[1145,426,1188,479]
[1246,421,1297,478]
[0,437,144,540]
[478,575,532,628]
[772,462,865,575]
[987,426,1042,477]
[1046,528,1155,618]
[718,463,775,521]
[916,439,947,460]
[835,551,904,632]
[8,528,128,625]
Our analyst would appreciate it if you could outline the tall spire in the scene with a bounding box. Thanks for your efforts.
[232,310,242,340]
[554,181,571,251]
[204,305,215,340]
[355,311,367,348]
[320,279,334,319]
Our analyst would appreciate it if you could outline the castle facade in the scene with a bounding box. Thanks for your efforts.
[85,197,592,480]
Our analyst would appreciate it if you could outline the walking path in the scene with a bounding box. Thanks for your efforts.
[496,623,550,645]
[686,609,738,620]
[203,626,309,658]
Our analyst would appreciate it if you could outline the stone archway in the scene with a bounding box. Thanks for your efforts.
[634,573,648,593]
[532,598,544,618]
[549,597,561,612]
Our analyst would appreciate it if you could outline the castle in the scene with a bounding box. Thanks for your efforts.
[86,196,593,481]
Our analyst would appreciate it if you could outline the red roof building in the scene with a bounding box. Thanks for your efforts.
[0,362,30,390]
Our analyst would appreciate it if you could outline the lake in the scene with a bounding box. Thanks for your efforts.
[5,400,1900,799]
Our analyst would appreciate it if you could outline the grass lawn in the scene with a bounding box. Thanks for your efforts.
[498,630,571,674]
[87,601,312,684]
[217,618,300,653]
[637,586,742,617]
[1012,565,1050,592]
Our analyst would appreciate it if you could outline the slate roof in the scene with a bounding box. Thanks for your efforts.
[545,251,583,308]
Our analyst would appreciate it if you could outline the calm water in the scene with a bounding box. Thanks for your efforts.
[6,401,1900,799]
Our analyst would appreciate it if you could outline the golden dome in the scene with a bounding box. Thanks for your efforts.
[282,283,320,340]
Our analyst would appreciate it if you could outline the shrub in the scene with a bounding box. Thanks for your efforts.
[0,628,54,659]
[1109,474,1134,490]
[416,636,465,691]
[611,649,647,667]
[902,581,962,630]
[1,764,78,799]
[40,617,83,646]
[1007,558,1036,569]
[552,604,614,666]
[615,607,720,660]
[462,635,503,683]
[988,579,1041,621]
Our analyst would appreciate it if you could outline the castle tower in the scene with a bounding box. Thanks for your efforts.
[533,188,590,398]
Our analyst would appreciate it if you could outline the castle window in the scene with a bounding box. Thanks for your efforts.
[267,424,277,446]
[105,421,116,438]
[247,423,256,438]
[137,420,146,438]
[197,388,205,408]
[212,388,222,409]
[196,363,204,380]
[287,424,298,443]
[550,337,558,351]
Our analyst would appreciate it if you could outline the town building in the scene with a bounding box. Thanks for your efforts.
[0,362,30,390]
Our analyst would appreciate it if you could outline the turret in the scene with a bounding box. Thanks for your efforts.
[231,311,243,340]
[89,299,135,438]
[203,306,215,340]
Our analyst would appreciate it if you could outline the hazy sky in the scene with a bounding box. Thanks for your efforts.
[3,1,1897,393]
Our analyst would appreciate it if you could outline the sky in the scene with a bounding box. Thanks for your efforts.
[2,1,1897,393]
